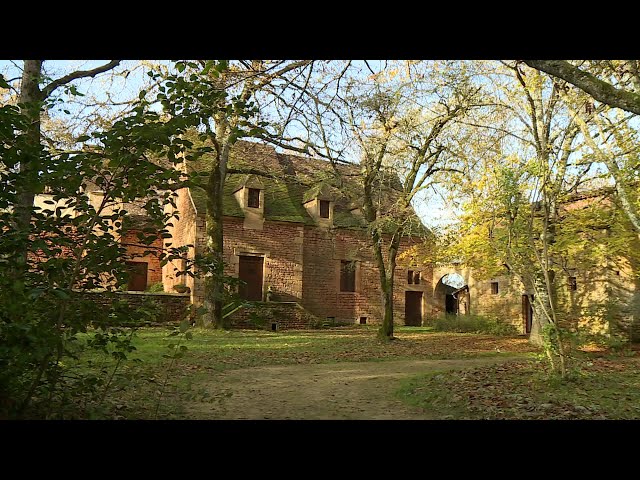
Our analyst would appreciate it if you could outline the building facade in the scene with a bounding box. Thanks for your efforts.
[162,141,432,328]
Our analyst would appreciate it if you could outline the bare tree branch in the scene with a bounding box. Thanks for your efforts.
[41,60,122,99]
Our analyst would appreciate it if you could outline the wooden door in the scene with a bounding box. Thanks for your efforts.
[239,255,264,301]
[126,261,148,291]
[405,291,423,326]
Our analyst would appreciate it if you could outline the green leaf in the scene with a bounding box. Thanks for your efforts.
[52,289,70,300]
[179,320,190,333]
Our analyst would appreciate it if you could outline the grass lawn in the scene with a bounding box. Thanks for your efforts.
[69,325,536,419]
[396,354,640,419]
[63,325,640,420]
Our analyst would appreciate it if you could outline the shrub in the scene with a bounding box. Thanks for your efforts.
[431,314,518,336]
[146,282,165,293]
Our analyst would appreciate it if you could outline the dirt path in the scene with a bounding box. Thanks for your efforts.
[183,355,527,419]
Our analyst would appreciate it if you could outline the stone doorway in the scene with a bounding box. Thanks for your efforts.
[405,291,423,326]
[126,261,148,291]
[239,255,264,301]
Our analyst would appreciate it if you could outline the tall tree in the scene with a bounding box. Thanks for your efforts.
[10,60,122,271]
[160,60,313,328]
[439,61,603,374]
[0,67,193,417]
[523,61,640,233]
[298,61,479,339]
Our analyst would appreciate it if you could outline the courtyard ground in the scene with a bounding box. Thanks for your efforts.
[73,326,639,420]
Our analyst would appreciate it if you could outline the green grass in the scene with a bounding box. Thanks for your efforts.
[396,357,640,419]
[61,325,536,419]
[429,314,519,336]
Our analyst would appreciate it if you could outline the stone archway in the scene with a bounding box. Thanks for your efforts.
[434,273,469,316]
[431,265,473,318]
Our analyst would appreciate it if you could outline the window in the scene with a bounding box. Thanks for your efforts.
[569,276,577,291]
[340,260,356,292]
[407,270,414,284]
[414,271,421,285]
[491,282,499,294]
[247,188,260,208]
[319,200,330,218]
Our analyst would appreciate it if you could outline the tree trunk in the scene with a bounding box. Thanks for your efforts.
[15,60,43,270]
[379,278,394,339]
[529,273,552,346]
[202,160,226,328]
[376,232,401,340]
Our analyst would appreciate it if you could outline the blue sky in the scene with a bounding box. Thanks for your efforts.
[0,60,461,229]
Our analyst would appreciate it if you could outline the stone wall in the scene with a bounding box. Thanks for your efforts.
[222,217,304,302]
[228,301,319,330]
[187,214,432,327]
[79,291,190,324]
[302,227,431,325]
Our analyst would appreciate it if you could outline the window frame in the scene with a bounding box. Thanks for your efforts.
[319,199,330,219]
[247,188,261,208]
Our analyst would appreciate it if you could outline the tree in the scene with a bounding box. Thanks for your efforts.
[0,65,192,418]
[439,61,611,375]
[298,61,479,339]
[159,60,313,328]
[8,60,122,273]
[523,60,640,115]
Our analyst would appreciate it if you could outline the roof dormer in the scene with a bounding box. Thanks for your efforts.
[303,185,335,227]
[233,175,265,230]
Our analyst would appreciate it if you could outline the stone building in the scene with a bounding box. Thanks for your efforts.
[430,189,640,341]
[162,141,432,328]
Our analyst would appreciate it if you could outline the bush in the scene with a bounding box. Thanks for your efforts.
[431,314,518,336]
[146,282,165,293]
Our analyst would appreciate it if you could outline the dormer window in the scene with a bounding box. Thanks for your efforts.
[248,188,260,208]
[319,200,330,218]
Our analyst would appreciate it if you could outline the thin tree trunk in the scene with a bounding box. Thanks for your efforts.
[529,273,552,346]
[15,60,43,270]
[203,161,225,328]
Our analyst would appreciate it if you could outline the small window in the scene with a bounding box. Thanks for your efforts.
[414,271,420,285]
[340,260,356,292]
[569,276,577,291]
[407,270,414,284]
[359,316,367,325]
[319,200,330,218]
[491,282,499,295]
[248,188,260,208]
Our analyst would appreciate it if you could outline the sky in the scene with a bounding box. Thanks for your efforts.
[0,60,501,231]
